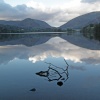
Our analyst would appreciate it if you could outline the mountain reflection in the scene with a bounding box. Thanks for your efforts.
[0,34,51,46]
[36,59,69,86]
[0,35,100,65]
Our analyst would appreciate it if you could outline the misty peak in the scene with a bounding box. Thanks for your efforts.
[22,18,34,21]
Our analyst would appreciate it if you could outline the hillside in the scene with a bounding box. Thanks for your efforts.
[81,23,100,41]
[0,18,51,29]
[60,11,100,29]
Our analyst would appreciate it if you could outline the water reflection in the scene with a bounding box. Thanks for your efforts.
[0,34,100,100]
[0,34,52,46]
[36,59,69,86]
[61,35,100,50]
[0,34,100,66]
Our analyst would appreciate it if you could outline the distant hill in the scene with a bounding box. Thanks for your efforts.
[60,11,100,29]
[0,18,66,33]
[0,18,51,29]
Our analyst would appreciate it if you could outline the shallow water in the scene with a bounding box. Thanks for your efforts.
[0,33,100,100]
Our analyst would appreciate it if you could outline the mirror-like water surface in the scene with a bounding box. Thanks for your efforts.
[0,33,100,100]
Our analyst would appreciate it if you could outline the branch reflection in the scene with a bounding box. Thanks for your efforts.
[36,59,69,86]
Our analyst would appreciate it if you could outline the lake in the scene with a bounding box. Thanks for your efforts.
[0,33,100,100]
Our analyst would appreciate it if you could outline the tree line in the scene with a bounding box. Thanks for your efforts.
[0,24,25,33]
[81,23,100,41]
[0,24,66,33]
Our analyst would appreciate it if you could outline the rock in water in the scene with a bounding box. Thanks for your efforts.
[30,88,36,92]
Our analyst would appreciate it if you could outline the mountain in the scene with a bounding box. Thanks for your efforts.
[0,18,51,29]
[60,11,100,29]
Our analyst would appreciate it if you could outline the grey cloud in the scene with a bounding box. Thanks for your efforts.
[81,0,100,3]
[81,58,100,65]
[70,65,86,71]
[0,0,81,26]
[0,0,100,26]
[0,1,58,23]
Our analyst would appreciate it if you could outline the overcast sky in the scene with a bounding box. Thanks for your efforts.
[0,0,100,26]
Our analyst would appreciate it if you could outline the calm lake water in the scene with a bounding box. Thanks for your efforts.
[0,33,100,100]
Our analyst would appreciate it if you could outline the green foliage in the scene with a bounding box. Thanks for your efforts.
[81,23,100,41]
[0,24,25,33]
[81,24,95,33]
[66,28,76,32]
[94,23,100,41]
[0,24,65,33]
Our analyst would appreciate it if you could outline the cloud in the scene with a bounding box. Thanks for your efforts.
[81,0,100,3]
[0,0,60,25]
[69,65,86,71]
[81,57,100,65]
[0,0,100,26]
